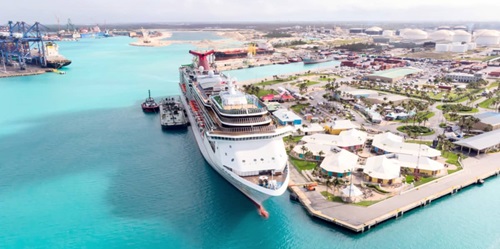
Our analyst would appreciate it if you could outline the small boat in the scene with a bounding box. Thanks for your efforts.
[141,90,159,113]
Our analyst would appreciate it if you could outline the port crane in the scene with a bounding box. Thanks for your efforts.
[0,21,49,70]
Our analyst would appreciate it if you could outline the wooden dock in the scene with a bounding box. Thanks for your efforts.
[289,153,500,233]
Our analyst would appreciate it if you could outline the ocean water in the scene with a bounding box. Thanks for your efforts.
[0,35,499,249]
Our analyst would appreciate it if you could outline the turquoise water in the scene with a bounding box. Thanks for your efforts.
[0,35,499,249]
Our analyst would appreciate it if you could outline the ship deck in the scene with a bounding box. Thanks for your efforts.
[242,172,287,190]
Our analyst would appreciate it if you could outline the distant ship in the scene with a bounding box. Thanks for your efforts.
[179,50,291,217]
[214,42,274,61]
[302,54,333,64]
[79,25,110,39]
[43,42,72,69]
[160,96,189,129]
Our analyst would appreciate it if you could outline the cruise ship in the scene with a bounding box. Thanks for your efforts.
[179,50,291,217]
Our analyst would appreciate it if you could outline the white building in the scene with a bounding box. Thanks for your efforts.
[371,132,441,159]
[363,154,401,185]
[445,72,483,83]
[320,148,359,177]
[301,129,367,151]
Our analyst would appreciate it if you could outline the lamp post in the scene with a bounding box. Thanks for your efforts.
[415,133,424,181]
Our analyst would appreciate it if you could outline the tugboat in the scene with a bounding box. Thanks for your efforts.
[160,96,189,129]
[141,90,159,113]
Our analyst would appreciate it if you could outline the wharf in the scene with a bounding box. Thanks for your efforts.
[289,153,500,233]
[0,68,48,78]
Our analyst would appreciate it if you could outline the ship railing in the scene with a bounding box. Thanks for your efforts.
[195,84,210,101]
[211,102,268,116]
[217,115,272,125]
[211,125,277,135]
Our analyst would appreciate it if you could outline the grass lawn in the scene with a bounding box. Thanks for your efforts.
[441,151,460,166]
[255,89,275,98]
[415,177,436,186]
[405,175,437,186]
[256,79,287,86]
[405,140,433,146]
[397,125,435,136]
[354,200,382,207]
[436,105,478,113]
[320,191,344,202]
[289,157,317,171]
[487,82,499,89]
[283,135,304,143]
[420,111,435,119]
[290,103,310,113]
[305,81,320,86]
[478,98,495,109]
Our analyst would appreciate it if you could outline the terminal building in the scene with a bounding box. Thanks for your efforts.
[371,132,441,159]
[445,72,483,83]
[364,67,422,83]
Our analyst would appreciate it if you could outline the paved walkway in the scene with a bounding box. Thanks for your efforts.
[290,153,500,231]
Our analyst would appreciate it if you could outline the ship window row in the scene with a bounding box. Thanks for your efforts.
[210,134,282,141]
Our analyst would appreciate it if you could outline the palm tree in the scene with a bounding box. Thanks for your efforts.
[297,128,303,135]
[422,116,429,127]
[332,177,341,195]
[305,151,313,159]
[300,145,308,156]
[318,150,325,159]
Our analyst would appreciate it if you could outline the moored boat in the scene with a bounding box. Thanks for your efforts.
[178,50,291,217]
[141,90,159,113]
[160,96,189,129]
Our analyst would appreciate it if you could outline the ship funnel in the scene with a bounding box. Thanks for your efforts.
[189,50,215,71]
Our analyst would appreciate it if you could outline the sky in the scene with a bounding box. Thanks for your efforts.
[2,0,500,25]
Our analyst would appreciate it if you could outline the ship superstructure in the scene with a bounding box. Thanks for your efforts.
[179,50,291,217]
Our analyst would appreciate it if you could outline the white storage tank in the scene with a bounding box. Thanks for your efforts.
[451,43,468,53]
[430,30,453,42]
[382,30,394,37]
[467,43,477,50]
[435,44,451,52]
[402,29,428,40]
[475,30,500,46]
[453,30,472,43]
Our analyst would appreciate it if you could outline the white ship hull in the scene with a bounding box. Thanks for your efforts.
[180,95,290,207]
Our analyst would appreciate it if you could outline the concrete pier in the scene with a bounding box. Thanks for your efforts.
[289,153,500,233]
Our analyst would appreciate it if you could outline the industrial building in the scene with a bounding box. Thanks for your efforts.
[365,67,422,83]
[365,27,383,35]
[472,112,500,131]
[445,72,483,83]
[349,28,364,34]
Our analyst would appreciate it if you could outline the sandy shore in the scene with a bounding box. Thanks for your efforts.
[130,29,255,49]
[129,31,174,47]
